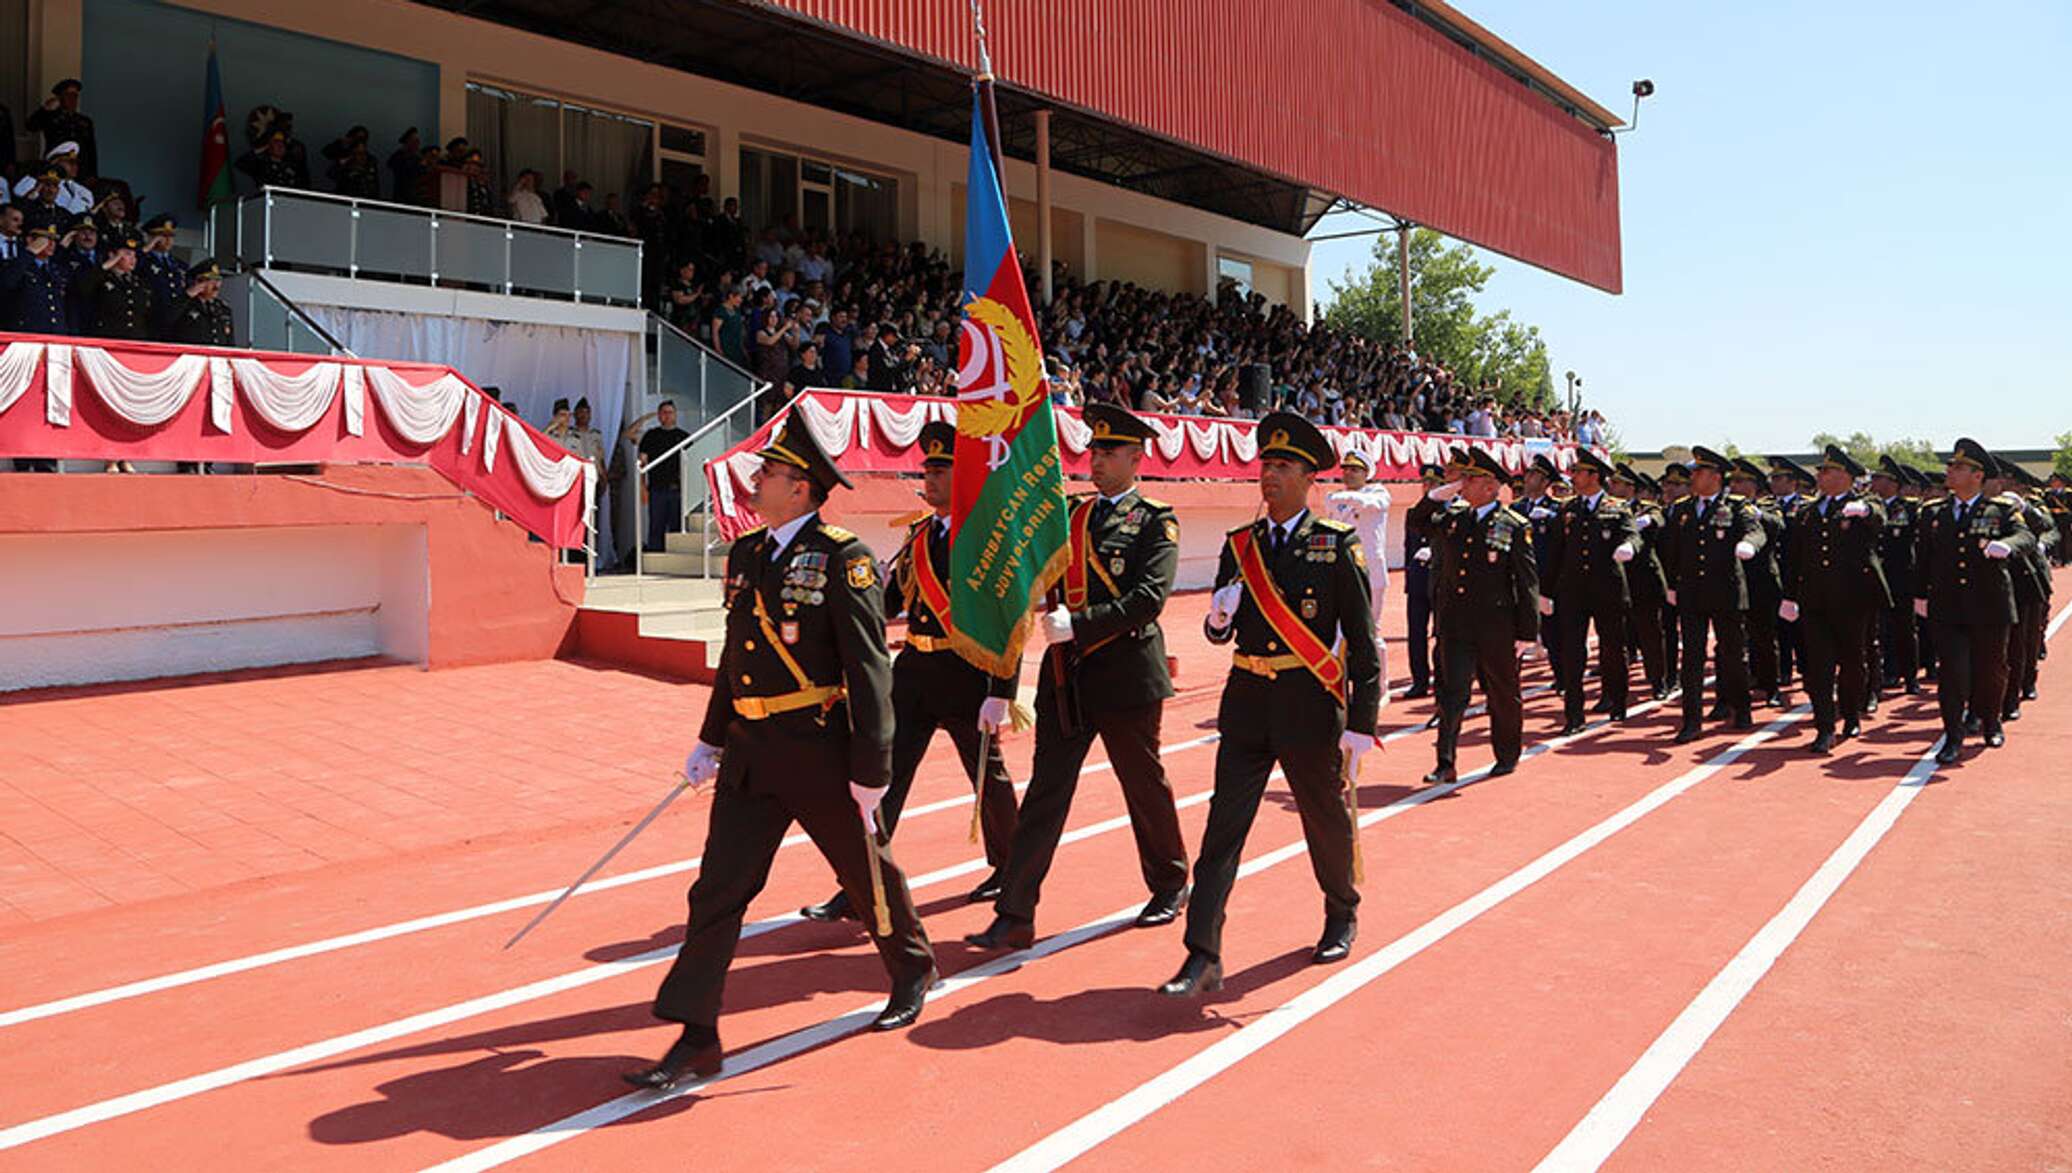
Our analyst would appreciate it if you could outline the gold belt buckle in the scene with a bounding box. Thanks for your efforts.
[735,696,769,719]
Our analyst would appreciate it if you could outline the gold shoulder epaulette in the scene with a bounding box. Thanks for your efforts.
[1313,516,1354,532]
[819,524,857,542]
[737,525,767,539]
[891,509,932,530]
[1138,496,1171,510]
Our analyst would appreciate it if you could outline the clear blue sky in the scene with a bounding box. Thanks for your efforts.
[1304,0,2072,455]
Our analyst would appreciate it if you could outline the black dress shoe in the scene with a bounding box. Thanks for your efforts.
[2001,706,2021,723]
[1158,952,1223,996]
[1964,716,1982,735]
[1863,696,1880,714]
[1424,713,1441,730]
[1730,711,1755,731]
[1486,759,1518,778]
[1983,729,2006,749]
[800,891,856,922]
[1313,916,1358,964]
[1135,887,1189,928]
[871,966,937,1031]
[1672,724,1702,745]
[1904,681,1922,696]
[1423,765,1457,785]
[623,1026,723,1090]
[2021,686,2038,702]
[1841,718,1861,740]
[1608,708,1629,722]
[1934,739,1963,765]
[963,915,1035,951]
[1559,718,1586,737]
[1808,729,1834,755]
[1706,703,1732,721]
[964,873,1004,904]
[1401,685,1430,700]
[1591,696,1615,714]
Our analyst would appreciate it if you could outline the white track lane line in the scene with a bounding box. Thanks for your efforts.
[988,706,1810,1173]
[0,686,1529,1152]
[1532,597,2072,1172]
[419,691,1720,1173]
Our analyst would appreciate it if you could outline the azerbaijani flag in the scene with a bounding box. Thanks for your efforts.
[947,86,1069,679]
[198,41,232,209]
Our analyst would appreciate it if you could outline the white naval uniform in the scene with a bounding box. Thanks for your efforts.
[1326,483,1393,696]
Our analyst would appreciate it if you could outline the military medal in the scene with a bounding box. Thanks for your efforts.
[1301,598,1318,619]
[780,621,799,645]
[1110,556,1126,576]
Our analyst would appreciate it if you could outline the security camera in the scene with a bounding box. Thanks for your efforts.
[1633,79,1655,98]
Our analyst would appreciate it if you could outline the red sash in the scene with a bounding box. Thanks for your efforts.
[1230,527,1346,704]
[909,521,953,633]
[1063,498,1123,610]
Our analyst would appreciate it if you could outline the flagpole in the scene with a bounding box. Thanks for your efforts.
[969,0,1007,183]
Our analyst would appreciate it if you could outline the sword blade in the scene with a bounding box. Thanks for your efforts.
[503,777,694,950]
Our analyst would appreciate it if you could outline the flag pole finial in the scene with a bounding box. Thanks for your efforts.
[967,0,995,80]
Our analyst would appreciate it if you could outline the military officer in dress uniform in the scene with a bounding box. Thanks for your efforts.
[799,422,1020,923]
[1730,458,1789,711]
[1610,464,1673,699]
[1400,463,1454,700]
[1518,455,1566,674]
[162,259,235,347]
[137,215,186,308]
[2044,474,2072,568]
[72,230,155,339]
[1656,461,1692,688]
[1542,449,1642,732]
[26,81,97,178]
[1766,455,1816,696]
[0,223,71,334]
[965,403,1189,951]
[10,143,94,213]
[1866,456,1922,697]
[1988,460,2055,722]
[1917,439,2036,765]
[1423,446,1539,783]
[1778,446,1890,754]
[1161,412,1380,996]
[1324,448,1394,671]
[1660,446,1767,743]
[626,417,937,1089]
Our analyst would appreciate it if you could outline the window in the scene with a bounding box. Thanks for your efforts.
[1218,255,1254,299]
[738,146,899,243]
[465,82,707,217]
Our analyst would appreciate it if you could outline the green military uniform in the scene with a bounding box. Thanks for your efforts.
[1732,459,1789,708]
[1917,438,2035,762]
[1543,449,1642,727]
[71,231,155,340]
[1178,412,1379,984]
[1427,446,1539,779]
[1781,446,1891,752]
[641,417,934,1079]
[970,403,1188,948]
[1656,463,1692,686]
[1400,464,1451,697]
[161,260,235,346]
[1868,456,1922,694]
[1995,463,2055,718]
[1765,456,1818,697]
[1659,447,1767,740]
[1612,464,1673,698]
[2043,477,2071,568]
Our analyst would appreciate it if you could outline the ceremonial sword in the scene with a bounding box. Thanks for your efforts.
[503,773,701,949]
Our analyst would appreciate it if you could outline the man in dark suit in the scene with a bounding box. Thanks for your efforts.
[1161,412,1380,996]
[800,422,1021,922]
[625,417,937,1090]
[966,403,1189,951]
[1779,445,1890,754]
[1659,446,1767,743]
[1542,449,1642,732]
[1423,446,1540,783]
[1917,438,2036,765]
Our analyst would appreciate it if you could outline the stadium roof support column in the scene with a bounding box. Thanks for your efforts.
[1035,108,1053,305]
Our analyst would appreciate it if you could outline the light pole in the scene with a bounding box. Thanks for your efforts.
[1565,370,1581,415]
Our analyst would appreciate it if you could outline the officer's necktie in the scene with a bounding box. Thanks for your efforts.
[1091,498,1111,528]
[1953,501,1966,528]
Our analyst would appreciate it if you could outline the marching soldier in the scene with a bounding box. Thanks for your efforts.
[1990,460,2055,721]
[161,259,236,347]
[1730,458,1788,710]
[799,422,1020,922]
[1423,446,1539,783]
[1656,461,1692,688]
[1867,456,1923,696]
[1161,412,1380,995]
[1542,449,1642,732]
[1660,446,1766,743]
[627,417,936,1090]
[1518,455,1566,674]
[1779,445,1889,754]
[965,404,1189,951]
[1610,464,1673,699]
[2045,474,2072,568]
[1766,456,1816,697]
[1400,463,1454,699]
[1918,439,2035,765]
[1325,448,1394,664]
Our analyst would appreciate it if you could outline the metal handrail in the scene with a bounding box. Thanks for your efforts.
[634,378,767,479]
[242,185,643,246]
[629,377,768,581]
[247,269,355,356]
[650,309,761,386]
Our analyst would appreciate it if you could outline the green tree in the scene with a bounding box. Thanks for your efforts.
[1809,432,1939,470]
[2053,431,2072,478]
[1323,228,1555,409]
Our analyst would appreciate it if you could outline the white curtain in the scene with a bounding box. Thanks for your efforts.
[75,348,210,427]
[0,342,42,418]
[232,358,343,434]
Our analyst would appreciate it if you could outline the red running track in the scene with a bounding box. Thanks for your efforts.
[0,574,2065,1170]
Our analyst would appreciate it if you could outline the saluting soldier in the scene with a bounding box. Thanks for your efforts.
[1660,446,1767,743]
[1324,448,1394,668]
[0,223,71,334]
[1542,449,1643,732]
[161,259,235,347]
[1730,458,1788,711]
[1400,462,1455,699]
[799,422,1020,923]
[966,403,1189,951]
[1989,460,2055,721]
[1917,438,2035,765]
[1867,456,1923,696]
[1610,463,1673,699]
[627,417,936,1090]
[1423,446,1539,783]
[1161,413,1380,996]
[1779,445,1890,754]
[72,230,156,339]
[136,215,186,308]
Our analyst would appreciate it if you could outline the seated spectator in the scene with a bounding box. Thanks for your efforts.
[838,351,870,389]
[507,169,549,225]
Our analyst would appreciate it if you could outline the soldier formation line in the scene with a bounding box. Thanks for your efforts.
[620,410,2063,1088]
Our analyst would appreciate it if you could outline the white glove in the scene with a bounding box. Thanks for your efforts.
[1515,640,1537,658]
[1537,595,1555,616]
[1735,540,1757,561]
[1339,730,1375,775]
[1635,513,1654,531]
[683,741,722,787]
[1984,539,2012,559]
[1413,547,1433,565]
[850,781,886,836]
[1779,600,1800,623]
[1842,501,1868,518]
[1914,598,1928,618]
[1529,507,1554,521]
[1613,542,1636,564]
[1665,588,1678,606]
[1041,605,1076,645]
[978,696,1011,736]
[1209,583,1244,628]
